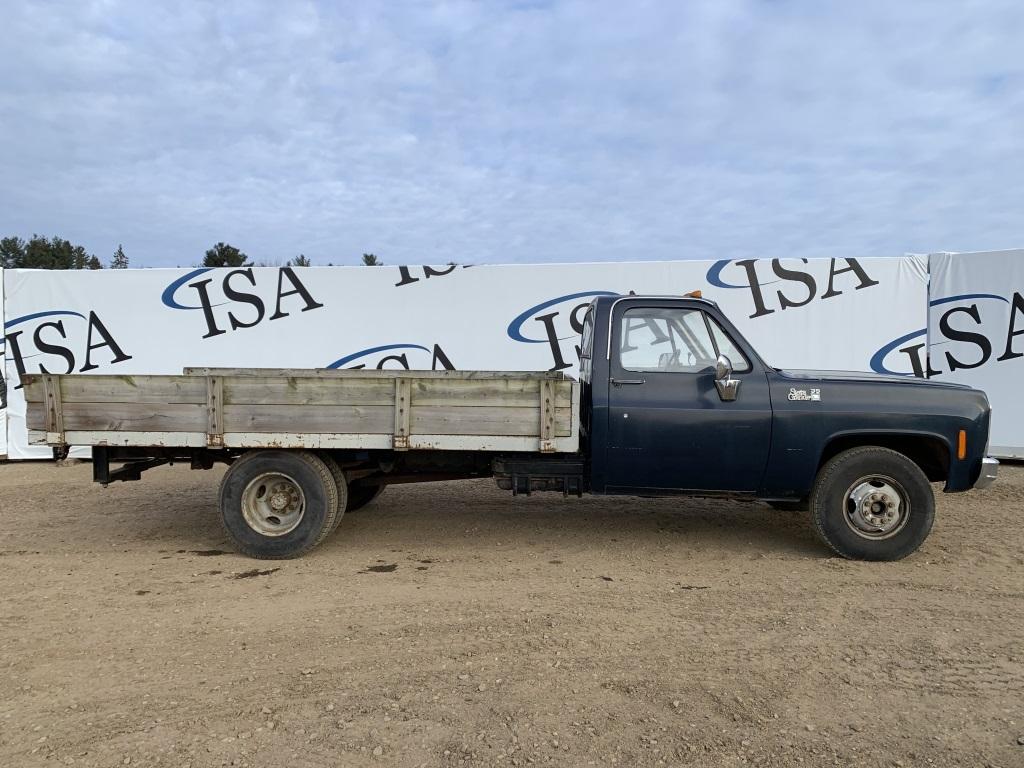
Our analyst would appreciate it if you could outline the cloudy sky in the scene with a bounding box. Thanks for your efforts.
[2,0,1023,267]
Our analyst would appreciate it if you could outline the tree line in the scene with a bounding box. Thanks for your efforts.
[0,234,384,269]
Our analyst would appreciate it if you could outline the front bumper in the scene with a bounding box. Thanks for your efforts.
[975,457,999,490]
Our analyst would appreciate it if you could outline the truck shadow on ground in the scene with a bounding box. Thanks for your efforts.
[66,474,826,559]
[327,487,826,560]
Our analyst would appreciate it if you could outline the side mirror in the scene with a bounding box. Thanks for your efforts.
[715,354,731,381]
[714,354,740,402]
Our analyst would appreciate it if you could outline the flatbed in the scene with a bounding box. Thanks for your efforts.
[23,368,579,454]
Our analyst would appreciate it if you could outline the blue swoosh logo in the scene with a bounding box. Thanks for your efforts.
[869,328,926,376]
[928,292,1009,307]
[161,268,218,310]
[4,310,86,330]
[706,259,782,290]
[326,343,430,369]
[507,290,617,344]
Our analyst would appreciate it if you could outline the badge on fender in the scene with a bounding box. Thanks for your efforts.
[788,387,821,402]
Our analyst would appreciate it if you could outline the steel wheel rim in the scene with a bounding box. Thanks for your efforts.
[241,472,305,537]
[843,474,909,540]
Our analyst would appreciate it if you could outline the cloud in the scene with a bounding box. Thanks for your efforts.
[1,0,1022,266]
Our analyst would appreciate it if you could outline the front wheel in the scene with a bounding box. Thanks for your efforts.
[810,446,935,561]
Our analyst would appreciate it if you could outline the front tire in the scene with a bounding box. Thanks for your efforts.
[219,450,339,559]
[810,446,935,561]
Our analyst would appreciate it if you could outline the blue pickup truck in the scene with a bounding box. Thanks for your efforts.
[544,293,999,561]
[25,294,998,561]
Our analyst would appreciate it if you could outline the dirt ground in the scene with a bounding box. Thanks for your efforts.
[0,461,1021,768]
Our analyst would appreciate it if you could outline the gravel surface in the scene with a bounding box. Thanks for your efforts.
[0,460,1021,767]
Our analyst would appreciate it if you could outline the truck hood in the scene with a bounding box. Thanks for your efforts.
[777,369,973,390]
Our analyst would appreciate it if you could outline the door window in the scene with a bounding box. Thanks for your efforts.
[619,307,717,373]
[618,307,751,373]
[706,316,751,373]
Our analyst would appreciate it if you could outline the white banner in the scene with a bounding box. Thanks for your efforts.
[928,250,1024,458]
[3,257,929,459]
[0,266,6,459]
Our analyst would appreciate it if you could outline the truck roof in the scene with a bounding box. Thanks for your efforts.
[593,294,720,309]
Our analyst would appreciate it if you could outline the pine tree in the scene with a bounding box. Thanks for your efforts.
[110,244,129,269]
[202,242,251,267]
[0,235,103,269]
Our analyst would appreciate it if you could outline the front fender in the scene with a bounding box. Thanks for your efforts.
[761,374,991,497]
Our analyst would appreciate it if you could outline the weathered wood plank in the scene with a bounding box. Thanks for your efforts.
[44,376,64,434]
[539,379,555,444]
[206,376,224,446]
[20,374,46,401]
[186,367,573,380]
[57,375,207,404]
[24,375,49,430]
[410,405,571,437]
[60,402,207,432]
[223,377,394,406]
[410,378,573,408]
[34,430,578,453]
[222,404,395,434]
[223,376,573,407]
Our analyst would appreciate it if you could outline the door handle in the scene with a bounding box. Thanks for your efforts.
[611,378,646,386]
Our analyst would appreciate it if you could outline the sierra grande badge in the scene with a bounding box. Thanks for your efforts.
[788,387,821,402]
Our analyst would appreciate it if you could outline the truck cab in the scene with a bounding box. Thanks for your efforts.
[581,295,772,496]
[566,294,997,560]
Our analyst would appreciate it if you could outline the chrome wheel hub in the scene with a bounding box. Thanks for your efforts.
[241,472,305,536]
[845,476,908,539]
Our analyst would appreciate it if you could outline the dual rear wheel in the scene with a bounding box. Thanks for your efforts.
[219,450,385,559]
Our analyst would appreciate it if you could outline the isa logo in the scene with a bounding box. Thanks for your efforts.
[707,258,880,319]
[4,310,132,389]
[507,290,617,371]
[393,264,468,287]
[326,343,456,370]
[161,267,323,339]
[871,292,1024,377]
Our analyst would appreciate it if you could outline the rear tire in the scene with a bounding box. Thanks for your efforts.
[219,450,339,559]
[317,453,350,531]
[315,452,380,516]
[810,446,934,561]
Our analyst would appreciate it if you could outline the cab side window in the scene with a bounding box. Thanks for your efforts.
[618,307,751,374]
[579,308,594,359]
[619,307,717,373]
[707,316,751,373]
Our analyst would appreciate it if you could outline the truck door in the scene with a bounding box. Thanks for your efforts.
[604,301,772,493]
